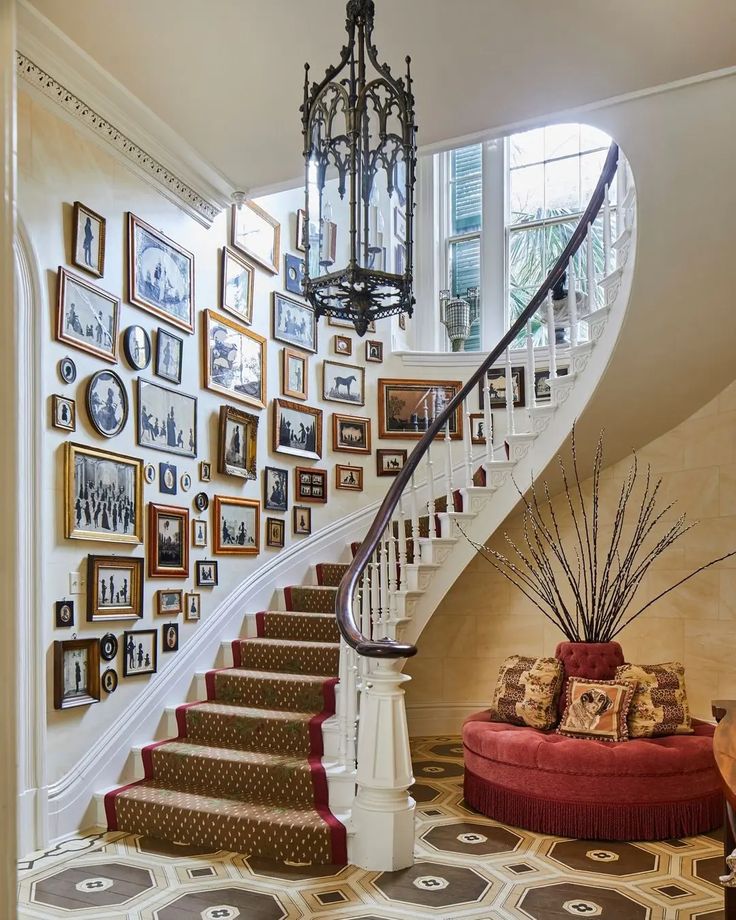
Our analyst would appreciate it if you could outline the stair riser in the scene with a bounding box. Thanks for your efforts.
[172,707,318,758]
[210,670,332,714]
[237,641,339,677]
[257,612,340,644]
[284,586,337,614]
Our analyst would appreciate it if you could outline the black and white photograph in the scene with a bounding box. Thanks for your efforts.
[159,462,177,495]
[333,413,371,454]
[469,412,492,445]
[322,360,365,406]
[52,395,76,432]
[192,518,208,547]
[534,366,569,402]
[122,629,157,677]
[185,592,201,620]
[128,213,194,333]
[65,442,143,544]
[214,495,260,555]
[336,464,363,491]
[265,517,285,549]
[478,366,526,409]
[72,201,106,278]
[86,554,144,622]
[204,309,266,410]
[86,369,128,438]
[282,347,308,401]
[199,461,211,482]
[58,356,77,384]
[377,448,408,476]
[53,639,100,710]
[101,669,118,694]
[365,340,383,363]
[123,325,151,370]
[221,245,254,324]
[162,622,179,653]
[137,378,197,458]
[295,467,327,504]
[272,398,323,461]
[149,503,189,577]
[284,252,305,296]
[263,466,288,512]
[292,505,312,536]
[157,589,183,616]
[155,328,184,385]
[273,291,317,353]
[231,199,280,275]
[218,405,258,480]
[196,560,219,587]
[55,599,74,628]
[56,267,119,363]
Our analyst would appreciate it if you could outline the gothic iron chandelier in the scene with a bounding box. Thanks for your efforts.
[301,0,417,336]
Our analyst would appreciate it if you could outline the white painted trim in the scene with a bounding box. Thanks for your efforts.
[407,701,489,737]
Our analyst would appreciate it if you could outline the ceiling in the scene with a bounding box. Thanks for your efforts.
[25,0,736,194]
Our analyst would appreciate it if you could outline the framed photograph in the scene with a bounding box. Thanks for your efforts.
[265,517,285,549]
[365,340,383,363]
[377,448,408,477]
[295,208,307,253]
[128,213,194,333]
[322,360,365,407]
[155,328,184,385]
[213,495,260,555]
[328,316,376,333]
[203,309,266,410]
[264,466,288,512]
[293,505,312,536]
[196,560,219,587]
[122,629,157,677]
[273,398,323,461]
[333,335,352,357]
[101,668,118,693]
[157,589,183,616]
[52,395,76,432]
[199,461,212,482]
[137,378,197,458]
[65,442,143,544]
[56,267,119,363]
[87,554,144,621]
[148,503,189,578]
[194,492,209,513]
[123,325,152,371]
[221,246,254,325]
[185,592,201,620]
[162,622,179,653]
[218,405,258,480]
[378,378,464,440]
[159,462,177,495]
[295,467,327,504]
[180,472,192,492]
[336,464,363,491]
[478,366,526,410]
[100,633,118,661]
[398,313,407,331]
[192,518,208,547]
[333,413,371,454]
[53,638,100,709]
[72,201,106,278]
[469,412,492,445]
[284,252,306,297]
[86,369,128,438]
[282,347,308,401]
[534,366,569,402]
[144,463,156,485]
[55,599,74,628]
[273,292,317,353]
[59,356,77,384]
[232,200,280,274]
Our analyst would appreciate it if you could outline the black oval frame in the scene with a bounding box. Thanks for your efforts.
[100,632,118,662]
[86,369,129,438]
[123,325,151,371]
[101,668,118,693]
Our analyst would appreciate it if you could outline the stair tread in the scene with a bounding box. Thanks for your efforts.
[258,610,336,619]
[216,667,334,684]
[238,637,339,650]
[182,701,315,723]
[151,740,313,771]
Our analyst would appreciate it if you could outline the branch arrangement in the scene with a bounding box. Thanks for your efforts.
[459,426,736,642]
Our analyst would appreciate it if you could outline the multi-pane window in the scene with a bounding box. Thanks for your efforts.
[447,144,482,351]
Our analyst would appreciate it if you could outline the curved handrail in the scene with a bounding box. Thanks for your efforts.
[335,143,620,658]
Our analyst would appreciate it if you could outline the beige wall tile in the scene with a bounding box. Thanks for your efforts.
[720,463,736,516]
[682,412,736,469]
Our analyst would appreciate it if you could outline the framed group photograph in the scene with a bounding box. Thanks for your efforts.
[265,517,285,549]
[157,588,183,616]
[469,412,492,445]
[378,378,464,440]
[72,201,106,278]
[332,413,371,454]
[478,366,526,410]
[148,502,189,578]
[123,325,151,371]
[192,518,208,547]
[128,213,194,333]
[185,592,201,621]
[336,464,363,491]
[123,628,157,677]
[322,360,365,407]
[196,560,219,587]
[377,448,408,476]
[263,466,288,512]
[87,554,144,622]
[534,366,569,402]
[137,378,197,458]
[365,340,383,363]
[203,309,266,410]
[284,252,305,296]
[52,395,76,432]
[218,405,258,480]
[65,442,143,544]
[155,328,184,385]
[272,398,323,461]
[53,638,100,710]
[86,369,128,438]
[282,347,308,401]
[293,505,312,536]
[232,199,280,275]
[273,292,317,354]
[221,246,254,325]
[213,495,260,555]
[56,267,119,363]
[295,467,327,504]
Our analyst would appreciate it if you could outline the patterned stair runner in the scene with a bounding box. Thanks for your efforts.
[105,582,347,865]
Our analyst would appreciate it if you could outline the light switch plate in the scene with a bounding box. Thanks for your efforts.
[69,571,84,594]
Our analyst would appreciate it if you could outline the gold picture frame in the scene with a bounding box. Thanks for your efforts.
[203,309,267,410]
[218,404,258,480]
[213,495,260,555]
[378,378,464,440]
[220,245,255,325]
[87,554,144,622]
[56,267,119,363]
[231,200,281,275]
[282,347,308,401]
[71,201,106,278]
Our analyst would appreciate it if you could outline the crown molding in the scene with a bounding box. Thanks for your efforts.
[16,0,233,227]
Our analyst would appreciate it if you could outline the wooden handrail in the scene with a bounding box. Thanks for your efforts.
[335,143,620,658]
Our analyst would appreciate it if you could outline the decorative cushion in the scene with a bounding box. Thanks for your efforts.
[555,641,625,718]
[558,677,635,742]
[615,661,694,738]
[490,655,563,731]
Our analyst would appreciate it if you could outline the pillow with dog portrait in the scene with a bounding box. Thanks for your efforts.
[558,677,636,742]
[615,661,694,739]
[490,655,564,731]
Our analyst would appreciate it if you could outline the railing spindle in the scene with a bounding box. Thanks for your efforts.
[370,548,380,640]
[463,408,473,489]
[397,496,408,589]
[444,419,454,512]
[345,646,357,769]
[379,529,390,638]
[603,182,612,276]
[484,377,494,468]
[337,640,348,766]
[426,443,436,537]
[504,349,516,436]
[586,224,595,315]
[568,255,578,347]
[410,473,420,563]
[526,319,536,413]
[387,519,398,638]
[546,291,558,380]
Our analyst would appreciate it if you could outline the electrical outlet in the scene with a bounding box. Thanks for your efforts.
[69,571,84,595]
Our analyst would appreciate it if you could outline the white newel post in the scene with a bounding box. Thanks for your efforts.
[350,658,415,870]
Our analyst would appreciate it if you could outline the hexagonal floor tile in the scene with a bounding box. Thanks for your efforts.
[429,741,466,758]
[135,836,223,860]
[547,840,659,876]
[153,887,286,920]
[31,862,155,911]
[421,821,522,856]
[241,856,350,882]
[412,760,464,780]
[371,861,490,909]
[410,782,444,804]
[694,855,726,888]
[517,882,650,919]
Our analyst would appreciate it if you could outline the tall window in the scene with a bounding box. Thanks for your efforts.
[447,144,482,351]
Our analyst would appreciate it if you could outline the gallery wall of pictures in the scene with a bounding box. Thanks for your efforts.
[24,92,548,784]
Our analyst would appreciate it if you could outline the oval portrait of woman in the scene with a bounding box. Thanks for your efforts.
[86,370,129,438]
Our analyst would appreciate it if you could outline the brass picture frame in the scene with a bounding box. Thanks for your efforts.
[281,347,308,401]
[336,464,363,491]
[213,495,260,555]
[378,378,464,440]
[203,309,267,410]
[86,554,144,622]
[218,404,258,480]
[157,588,183,616]
[272,397,323,461]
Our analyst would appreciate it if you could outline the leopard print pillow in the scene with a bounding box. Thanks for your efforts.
[491,655,564,731]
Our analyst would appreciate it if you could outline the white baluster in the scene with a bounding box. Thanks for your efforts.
[345,646,357,770]
[386,520,398,639]
[546,291,558,380]
[463,408,473,490]
[370,549,380,640]
[337,639,348,766]
[526,319,536,413]
[444,419,454,512]
[603,182,612,276]
[426,443,436,537]
[568,256,578,347]
[484,377,494,467]
[397,496,408,590]
[586,224,596,315]
[504,350,516,436]
[380,529,390,638]
[357,573,369,681]
[410,473,420,564]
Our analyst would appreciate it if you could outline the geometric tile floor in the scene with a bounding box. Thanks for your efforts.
[17,736,726,919]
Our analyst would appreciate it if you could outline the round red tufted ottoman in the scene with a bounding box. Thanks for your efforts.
[462,642,723,840]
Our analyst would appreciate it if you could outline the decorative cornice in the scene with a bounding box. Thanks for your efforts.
[16,52,221,227]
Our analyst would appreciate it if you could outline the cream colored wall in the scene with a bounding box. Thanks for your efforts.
[406,379,736,730]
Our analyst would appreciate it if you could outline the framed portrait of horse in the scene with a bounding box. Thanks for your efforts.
[322,360,365,407]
